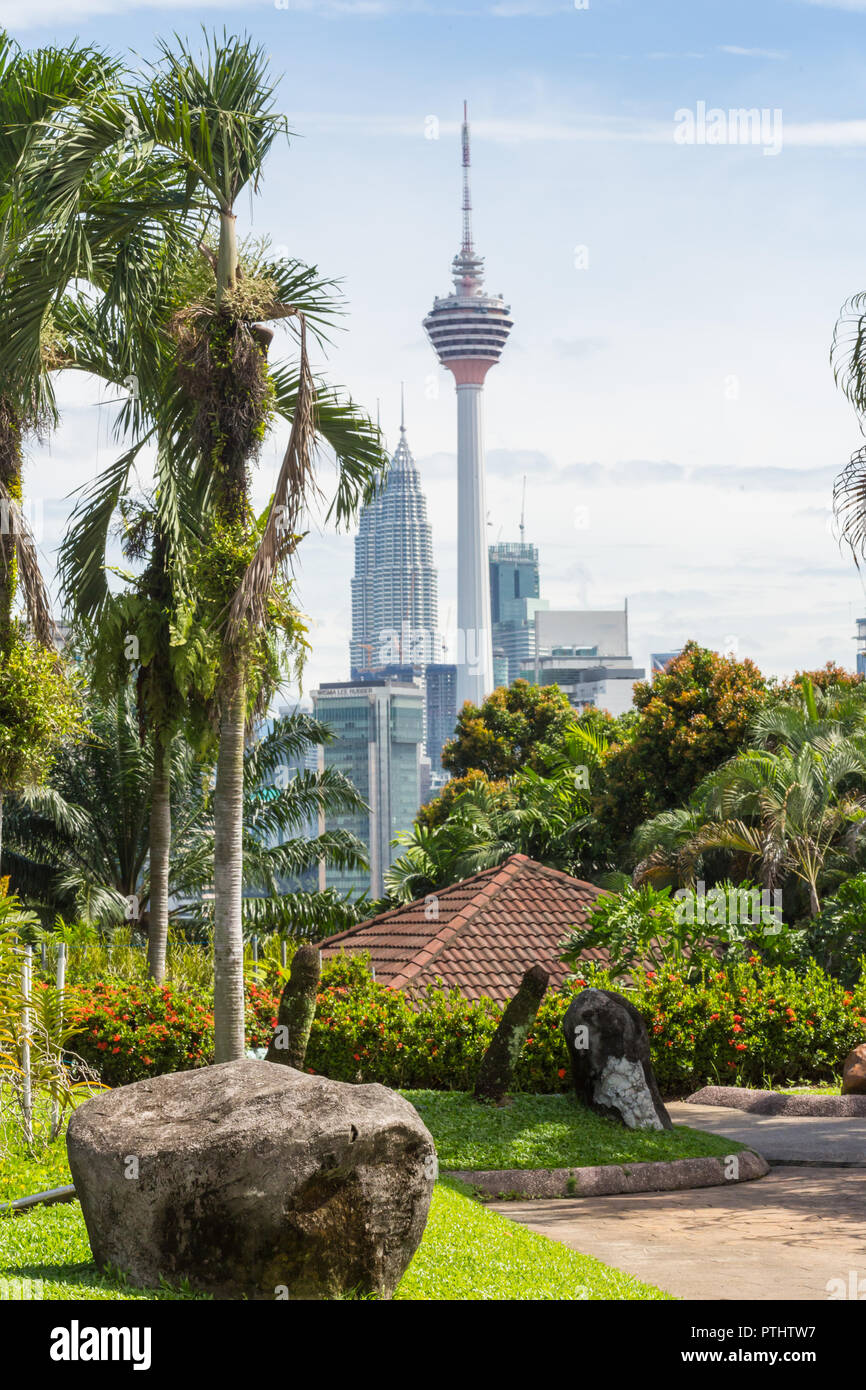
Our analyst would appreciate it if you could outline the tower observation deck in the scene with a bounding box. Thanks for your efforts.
[423,104,513,708]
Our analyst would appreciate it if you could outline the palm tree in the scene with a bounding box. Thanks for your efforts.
[634,734,866,916]
[9,34,387,1055]
[0,36,114,863]
[829,291,866,558]
[4,684,151,925]
[169,710,369,938]
[385,769,592,903]
[6,703,369,937]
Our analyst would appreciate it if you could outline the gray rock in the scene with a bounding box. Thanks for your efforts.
[562,987,672,1130]
[67,1059,436,1300]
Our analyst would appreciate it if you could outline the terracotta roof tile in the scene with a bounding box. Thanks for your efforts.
[318,853,607,1004]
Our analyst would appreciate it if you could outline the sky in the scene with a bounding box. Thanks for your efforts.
[5,0,866,699]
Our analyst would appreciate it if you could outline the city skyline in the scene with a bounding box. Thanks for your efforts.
[8,0,866,699]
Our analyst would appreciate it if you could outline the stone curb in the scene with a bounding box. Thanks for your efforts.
[446,1148,769,1199]
[686,1085,866,1117]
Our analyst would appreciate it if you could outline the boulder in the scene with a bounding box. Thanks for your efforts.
[66,1059,436,1300]
[842,1044,866,1096]
[562,987,672,1130]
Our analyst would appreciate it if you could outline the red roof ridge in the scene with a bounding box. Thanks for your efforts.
[317,852,530,951]
[382,856,530,985]
[317,852,608,1004]
[317,853,605,994]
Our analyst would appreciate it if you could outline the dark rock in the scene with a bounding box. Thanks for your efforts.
[474,963,549,1103]
[265,944,320,1069]
[67,1059,436,1300]
[842,1044,866,1096]
[562,987,671,1130]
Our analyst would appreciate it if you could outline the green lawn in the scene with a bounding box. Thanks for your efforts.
[404,1090,745,1171]
[0,1181,669,1301]
[394,1179,670,1300]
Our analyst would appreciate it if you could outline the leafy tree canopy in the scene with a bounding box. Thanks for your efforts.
[597,640,768,846]
[441,679,577,780]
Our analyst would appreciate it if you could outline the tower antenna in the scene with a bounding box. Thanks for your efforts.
[519,474,526,544]
[461,100,473,255]
[400,380,405,434]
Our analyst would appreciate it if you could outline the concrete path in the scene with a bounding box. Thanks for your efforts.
[491,1166,866,1300]
[669,1101,866,1166]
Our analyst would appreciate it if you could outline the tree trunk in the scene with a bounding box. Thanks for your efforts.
[0,789,4,882]
[265,944,321,1069]
[213,653,247,1062]
[146,728,172,983]
[473,964,549,1104]
[215,209,239,306]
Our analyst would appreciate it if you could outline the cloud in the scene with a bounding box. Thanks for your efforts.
[487,448,557,478]
[553,460,837,491]
[297,108,866,150]
[0,0,574,22]
[552,336,608,359]
[0,0,266,26]
[719,45,789,59]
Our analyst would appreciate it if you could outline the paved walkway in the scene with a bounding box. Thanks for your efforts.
[490,1104,866,1299]
[491,1167,866,1300]
[669,1100,866,1165]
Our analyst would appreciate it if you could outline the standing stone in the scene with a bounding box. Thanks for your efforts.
[474,964,549,1103]
[266,943,320,1069]
[562,987,671,1130]
[842,1043,866,1095]
[67,1060,436,1300]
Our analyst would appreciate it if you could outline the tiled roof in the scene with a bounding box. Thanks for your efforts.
[318,853,607,1003]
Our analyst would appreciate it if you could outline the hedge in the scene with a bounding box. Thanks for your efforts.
[65,951,866,1093]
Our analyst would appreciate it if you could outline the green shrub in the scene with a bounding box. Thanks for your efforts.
[67,981,216,1085]
[807,875,866,986]
[64,950,866,1095]
[563,881,805,983]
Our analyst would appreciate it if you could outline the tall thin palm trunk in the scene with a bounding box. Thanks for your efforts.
[146,728,172,982]
[212,653,247,1061]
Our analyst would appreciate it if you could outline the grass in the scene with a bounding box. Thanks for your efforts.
[403,1090,745,1171]
[776,1081,842,1095]
[394,1179,670,1300]
[0,1202,211,1300]
[0,1180,670,1302]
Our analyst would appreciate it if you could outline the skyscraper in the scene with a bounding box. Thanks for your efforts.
[311,678,425,899]
[425,662,458,779]
[423,103,513,710]
[350,398,442,679]
[489,541,549,685]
